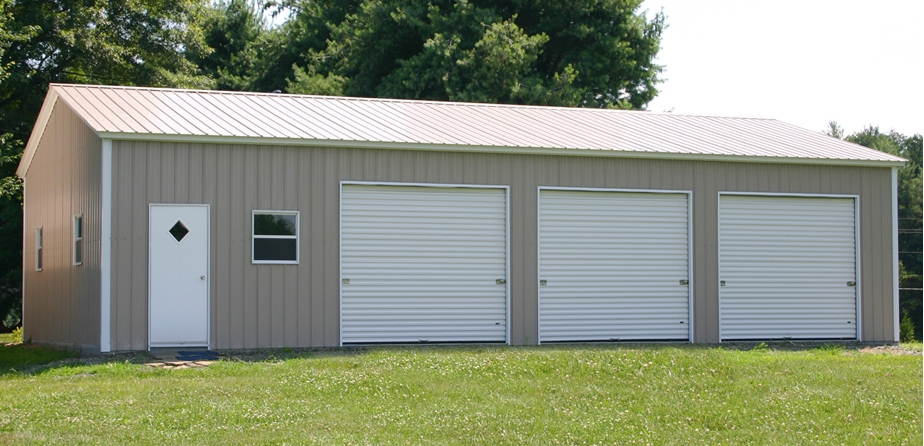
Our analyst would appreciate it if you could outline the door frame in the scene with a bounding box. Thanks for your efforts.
[339,181,511,346]
[716,192,861,342]
[148,203,211,349]
[536,186,694,344]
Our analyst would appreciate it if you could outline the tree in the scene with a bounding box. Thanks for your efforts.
[192,0,268,91]
[823,120,844,139]
[833,124,923,340]
[247,0,356,93]
[276,0,665,108]
[0,0,215,328]
[1,0,214,130]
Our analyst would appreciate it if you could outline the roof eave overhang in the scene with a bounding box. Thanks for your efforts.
[96,132,908,168]
[16,88,61,178]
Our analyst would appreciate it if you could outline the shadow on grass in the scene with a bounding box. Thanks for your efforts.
[0,342,82,375]
[1,340,916,377]
[0,343,378,376]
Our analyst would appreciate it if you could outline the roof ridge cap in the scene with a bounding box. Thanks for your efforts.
[48,83,779,121]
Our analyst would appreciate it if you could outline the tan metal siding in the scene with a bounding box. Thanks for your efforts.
[859,167,894,341]
[22,102,102,350]
[108,143,898,349]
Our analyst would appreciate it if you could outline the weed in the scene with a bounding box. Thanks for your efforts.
[900,310,916,342]
[11,326,22,343]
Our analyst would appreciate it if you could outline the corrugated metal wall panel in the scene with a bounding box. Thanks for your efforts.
[539,190,690,341]
[103,142,896,349]
[21,102,102,350]
[340,185,507,343]
[719,195,858,340]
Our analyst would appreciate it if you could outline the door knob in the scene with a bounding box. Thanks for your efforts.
[200,276,206,280]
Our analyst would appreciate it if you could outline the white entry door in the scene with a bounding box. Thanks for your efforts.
[149,204,210,347]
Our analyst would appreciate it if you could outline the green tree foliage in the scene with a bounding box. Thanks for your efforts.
[192,0,267,91]
[248,0,356,93]
[286,64,346,95]
[1,0,214,132]
[834,124,923,340]
[823,120,845,139]
[272,0,665,108]
[0,0,215,327]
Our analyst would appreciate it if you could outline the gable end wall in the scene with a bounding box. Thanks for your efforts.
[22,102,102,351]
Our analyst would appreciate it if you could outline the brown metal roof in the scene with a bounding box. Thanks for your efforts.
[18,83,906,177]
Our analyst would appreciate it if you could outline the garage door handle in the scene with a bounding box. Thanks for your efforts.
[200,276,206,280]
[679,280,689,285]
[496,279,506,285]
[847,281,856,287]
[720,281,726,286]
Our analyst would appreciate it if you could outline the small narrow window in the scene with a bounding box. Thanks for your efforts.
[74,214,83,266]
[252,211,298,264]
[35,227,43,271]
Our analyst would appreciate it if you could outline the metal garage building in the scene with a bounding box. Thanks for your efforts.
[17,84,905,353]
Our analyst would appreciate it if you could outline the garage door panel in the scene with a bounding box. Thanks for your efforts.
[342,306,506,315]
[723,282,856,290]
[341,185,507,344]
[344,287,506,297]
[719,195,857,340]
[542,280,686,290]
[543,263,689,273]
[539,190,691,342]
[543,307,690,317]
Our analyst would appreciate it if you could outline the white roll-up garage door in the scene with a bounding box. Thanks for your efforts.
[538,190,691,342]
[341,184,508,344]
[719,195,858,340]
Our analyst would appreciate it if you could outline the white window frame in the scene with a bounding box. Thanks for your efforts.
[252,210,299,264]
[73,214,83,266]
[35,226,43,271]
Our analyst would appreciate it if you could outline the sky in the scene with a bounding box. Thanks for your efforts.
[638,0,922,136]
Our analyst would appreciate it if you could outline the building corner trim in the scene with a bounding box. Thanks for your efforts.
[891,167,900,342]
[19,178,26,341]
[100,139,112,352]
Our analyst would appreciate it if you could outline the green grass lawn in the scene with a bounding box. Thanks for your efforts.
[0,344,920,445]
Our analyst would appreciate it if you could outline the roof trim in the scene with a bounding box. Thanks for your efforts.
[98,132,907,168]
[17,89,60,178]
[17,84,907,177]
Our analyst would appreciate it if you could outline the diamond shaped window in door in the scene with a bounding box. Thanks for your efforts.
[169,220,190,243]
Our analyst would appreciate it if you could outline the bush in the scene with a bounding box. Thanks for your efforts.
[899,310,916,342]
